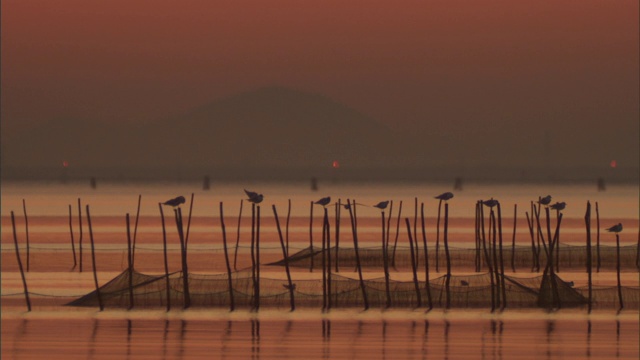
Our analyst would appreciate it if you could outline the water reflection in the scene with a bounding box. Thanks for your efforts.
[3,316,636,359]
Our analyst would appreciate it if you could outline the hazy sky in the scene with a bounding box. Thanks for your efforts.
[2,0,638,171]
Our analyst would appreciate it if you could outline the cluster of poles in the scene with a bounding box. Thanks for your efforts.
[7,194,638,313]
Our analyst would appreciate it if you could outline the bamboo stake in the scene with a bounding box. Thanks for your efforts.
[391,200,403,268]
[381,210,391,308]
[414,197,419,267]
[481,203,495,312]
[126,213,134,310]
[233,199,243,271]
[386,201,394,252]
[250,203,256,308]
[347,199,368,310]
[273,205,295,311]
[11,211,31,311]
[309,201,314,272]
[256,205,261,311]
[616,233,623,311]
[525,210,535,272]
[491,209,500,310]
[584,201,592,313]
[175,208,190,309]
[78,198,83,273]
[421,203,433,310]
[22,200,30,272]
[444,203,452,310]
[475,202,481,272]
[511,204,517,273]
[555,209,561,273]
[286,199,291,257]
[335,200,341,273]
[86,205,103,311]
[405,218,422,308]
[220,202,235,311]
[596,202,601,272]
[184,193,195,251]
[68,204,77,269]
[326,209,332,310]
[321,207,327,310]
[497,203,507,310]
[436,199,442,273]
[131,194,142,268]
[158,203,171,311]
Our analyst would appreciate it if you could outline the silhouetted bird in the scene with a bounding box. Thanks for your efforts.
[283,283,297,290]
[162,196,186,207]
[537,195,552,206]
[435,192,454,201]
[244,189,264,204]
[373,201,390,210]
[314,196,331,206]
[460,280,470,286]
[565,281,575,287]
[606,223,623,233]
[482,198,499,208]
[550,202,566,211]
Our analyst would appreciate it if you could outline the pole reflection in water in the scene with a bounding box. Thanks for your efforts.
[178,320,187,359]
[616,320,620,358]
[444,320,450,360]
[322,319,331,359]
[88,319,98,360]
[251,319,260,358]
[127,319,132,359]
[162,320,169,360]
[423,320,430,358]
[381,320,387,360]
[586,320,592,359]
[546,320,555,360]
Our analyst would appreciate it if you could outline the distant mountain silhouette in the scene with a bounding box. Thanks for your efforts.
[3,87,424,180]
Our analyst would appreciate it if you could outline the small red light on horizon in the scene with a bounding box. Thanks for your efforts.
[62,161,69,168]
[610,160,617,168]
[332,160,340,169]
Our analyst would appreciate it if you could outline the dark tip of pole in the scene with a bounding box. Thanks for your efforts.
[203,175,211,191]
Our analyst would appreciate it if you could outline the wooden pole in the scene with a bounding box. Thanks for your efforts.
[220,202,235,311]
[436,199,442,273]
[444,203,452,310]
[616,233,623,311]
[158,203,171,311]
[491,209,500,310]
[286,199,291,257]
[481,203,495,312]
[595,202,601,272]
[86,205,103,311]
[475,202,481,272]
[68,204,77,269]
[250,203,257,309]
[233,199,243,271]
[347,199,368,310]
[326,208,332,310]
[10,211,31,311]
[386,201,393,253]
[184,193,195,250]
[584,201,592,313]
[309,201,314,272]
[273,205,295,311]
[126,213,134,310]
[405,218,422,308]
[525,210,535,272]
[391,200,403,268]
[256,205,261,311]
[131,195,142,269]
[497,203,507,310]
[335,200,341,273]
[511,204,517,273]
[413,197,419,267]
[421,203,433,310]
[321,207,327,310]
[175,208,190,309]
[78,198,83,273]
[381,210,391,308]
[22,200,30,272]
[555,209,561,273]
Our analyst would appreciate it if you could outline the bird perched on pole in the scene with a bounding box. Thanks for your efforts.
[537,195,552,206]
[373,201,389,210]
[162,196,186,207]
[314,196,331,207]
[482,198,499,208]
[550,202,566,211]
[244,189,264,204]
[606,223,623,233]
[435,192,454,201]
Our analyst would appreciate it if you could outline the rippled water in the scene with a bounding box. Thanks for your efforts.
[2,313,640,360]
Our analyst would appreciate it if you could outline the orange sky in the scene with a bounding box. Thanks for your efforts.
[1,0,638,168]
